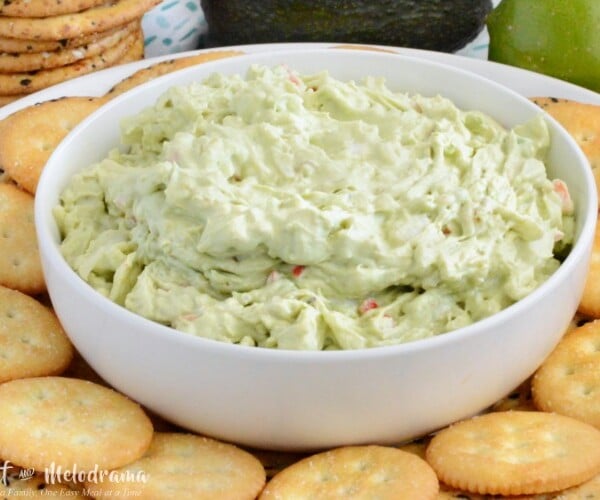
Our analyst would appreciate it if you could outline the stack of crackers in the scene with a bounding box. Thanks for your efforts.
[0,0,163,107]
[1,49,600,498]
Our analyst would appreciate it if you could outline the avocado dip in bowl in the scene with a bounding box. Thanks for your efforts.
[35,48,597,450]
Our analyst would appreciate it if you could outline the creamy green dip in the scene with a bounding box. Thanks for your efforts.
[55,65,574,350]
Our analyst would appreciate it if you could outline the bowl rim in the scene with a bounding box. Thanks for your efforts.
[35,47,598,361]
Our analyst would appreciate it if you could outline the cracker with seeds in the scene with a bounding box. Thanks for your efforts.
[103,50,244,99]
[0,184,45,294]
[86,432,266,499]
[0,23,136,73]
[0,166,11,183]
[0,96,103,193]
[0,21,136,53]
[0,286,73,383]
[260,445,439,499]
[531,97,600,198]
[0,0,161,40]
[0,0,107,18]
[0,376,153,471]
[119,27,144,63]
[0,94,21,107]
[532,320,600,428]
[426,411,600,496]
[0,28,136,96]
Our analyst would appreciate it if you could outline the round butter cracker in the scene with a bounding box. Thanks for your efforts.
[578,222,600,318]
[103,50,244,99]
[260,445,439,499]
[426,410,600,496]
[0,96,103,193]
[397,435,430,460]
[490,377,536,412]
[531,97,600,199]
[0,285,73,383]
[0,183,45,294]
[0,376,153,471]
[86,432,266,499]
[554,471,600,499]
[533,319,600,428]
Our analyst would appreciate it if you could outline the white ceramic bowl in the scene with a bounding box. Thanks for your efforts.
[36,49,597,451]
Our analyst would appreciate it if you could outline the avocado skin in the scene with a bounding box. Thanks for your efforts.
[201,0,493,52]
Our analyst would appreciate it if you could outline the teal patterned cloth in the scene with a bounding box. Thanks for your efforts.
[142,0,207,57]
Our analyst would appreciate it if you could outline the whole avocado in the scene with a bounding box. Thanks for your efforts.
[487,0,600,93]
[201,0,493,52]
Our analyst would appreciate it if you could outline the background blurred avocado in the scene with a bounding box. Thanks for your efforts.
[201,0,493,52]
